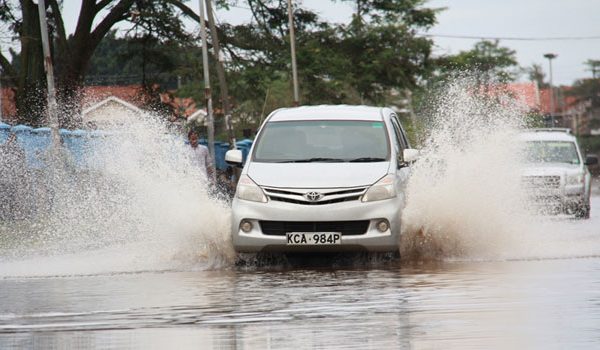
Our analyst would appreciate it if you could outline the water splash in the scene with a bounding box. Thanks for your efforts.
[1,81,598,276]
[0,113,235,277]
[399,76,600,262]
[400,76,535,261]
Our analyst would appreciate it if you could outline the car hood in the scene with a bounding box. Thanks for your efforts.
[247,162,391,188]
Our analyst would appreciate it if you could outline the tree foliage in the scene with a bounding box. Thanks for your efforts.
[584,59,600,79]
[0,0,193,126]
[566,59,600,131]
[568,78,600,110]
[435,40,519,84]
[0,0,482,133]
[527,63,548,88]
[204,0,438,127]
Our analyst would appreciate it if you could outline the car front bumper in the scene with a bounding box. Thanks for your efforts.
[231,196,403,253]
[527,184,586,212]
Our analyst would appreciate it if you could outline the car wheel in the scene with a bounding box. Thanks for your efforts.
[574,203,590,219]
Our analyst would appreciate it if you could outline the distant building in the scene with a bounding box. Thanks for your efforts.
[536,86,575,131]
[490,82,600,135]
[496,81,541,112]
[82,85,148,108]
[0,84,204,128]
[81,96,143,128]
[477,81,542,116]
[553,82,600,136]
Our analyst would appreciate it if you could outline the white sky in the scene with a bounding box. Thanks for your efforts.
[44,0,600,86]
[427,0,600,86]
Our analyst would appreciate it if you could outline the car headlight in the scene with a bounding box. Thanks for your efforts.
[362,174,396,202]
[566,173,584,185]
[236,175,267,202]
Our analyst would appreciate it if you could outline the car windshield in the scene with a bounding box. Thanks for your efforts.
[253,120,390,163]
[524,141,580,164]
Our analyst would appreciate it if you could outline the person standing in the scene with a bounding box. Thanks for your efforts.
[187,130,214,181]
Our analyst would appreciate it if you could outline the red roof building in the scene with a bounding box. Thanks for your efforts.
[81,85,148,109]
[0,84,202,125]
[499,82,541,112]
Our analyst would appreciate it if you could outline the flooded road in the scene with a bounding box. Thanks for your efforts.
[1,196,599,349]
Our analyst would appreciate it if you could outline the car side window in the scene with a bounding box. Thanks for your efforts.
[390,117,407,150]
[389,117,405,164]
[390,116,409,150]
[396,118,411,149]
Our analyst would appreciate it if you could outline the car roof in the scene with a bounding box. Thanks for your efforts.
[267,105,388,122]
[519,130,577,142]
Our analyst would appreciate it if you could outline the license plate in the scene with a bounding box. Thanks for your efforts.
[286,232,342,245]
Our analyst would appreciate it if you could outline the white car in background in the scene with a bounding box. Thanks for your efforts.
[520,128,598,218]
[225,105,419,254]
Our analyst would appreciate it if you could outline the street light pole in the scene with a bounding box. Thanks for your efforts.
[287,0,299,106]
[37,0,60,148]
[544,53,557,127]
[198,0,216,181]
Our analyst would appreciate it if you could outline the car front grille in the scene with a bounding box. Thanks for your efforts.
[521,175,561,189]
[262,186,367,205]
[269,196,362,205]
[259,220,370,236]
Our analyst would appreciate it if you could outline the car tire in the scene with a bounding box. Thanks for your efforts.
[574,203,590,219]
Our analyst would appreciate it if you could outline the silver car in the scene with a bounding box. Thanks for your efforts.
[520,128,598,218]
[225,105,418,253]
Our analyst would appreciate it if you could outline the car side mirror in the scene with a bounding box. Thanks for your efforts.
[585,155,598,166]
[225,149,243,166]
[403,148,420,163]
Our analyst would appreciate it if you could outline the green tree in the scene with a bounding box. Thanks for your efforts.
[527,63,548,88]
[0,0,192,126]
[2,0,440,130]
[568,78,600,115]
[584,59,600,79]
[436,40,519,85]
[567,59,600,132]
[210,0,437,111]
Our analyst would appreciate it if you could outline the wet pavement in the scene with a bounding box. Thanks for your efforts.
[1,198,600,349]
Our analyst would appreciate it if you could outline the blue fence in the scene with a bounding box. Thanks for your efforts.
[197,139,253,170]
[0,124,253,171]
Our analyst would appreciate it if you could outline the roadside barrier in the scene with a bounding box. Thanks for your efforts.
[0,123,253,171]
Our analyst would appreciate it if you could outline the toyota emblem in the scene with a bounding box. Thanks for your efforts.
[305,191,323,202]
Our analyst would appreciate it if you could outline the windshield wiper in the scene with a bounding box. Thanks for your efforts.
[348,157,386,162]
[279,157,345,163]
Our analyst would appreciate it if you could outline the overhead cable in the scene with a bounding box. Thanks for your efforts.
[419,33,600,41]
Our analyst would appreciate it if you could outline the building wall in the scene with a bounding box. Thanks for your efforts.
[83,100,141,128]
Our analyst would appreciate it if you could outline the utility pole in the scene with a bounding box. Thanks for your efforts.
[198,0,216,181]
[37,0,60,148]
[0,73,3,123]
[287,0,299,106]
[205,0,236,149]
[544,53,557,127]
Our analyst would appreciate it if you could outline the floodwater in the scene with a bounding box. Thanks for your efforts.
[1,196,599,349]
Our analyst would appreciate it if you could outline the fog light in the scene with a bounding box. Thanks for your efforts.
[240,220,253,233]
[376,220,389,232]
